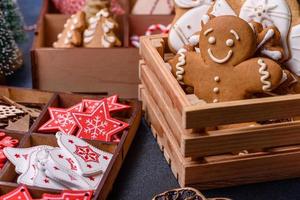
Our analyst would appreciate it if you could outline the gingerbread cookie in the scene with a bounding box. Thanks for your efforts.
[169,16,284,103]
[168,0,212,53]
[53,11,86,48]
[84,0,109,19]
[83,9,121,48]
[249,21,286,63]
[239,0,291,59]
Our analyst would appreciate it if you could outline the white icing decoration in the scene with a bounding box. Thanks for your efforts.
[201,15,210,25]
[67,31,73,39]
[257,29,275,49]
[204,28,213,36]
[83,9,117,47]
[64,38,70,45]
[168,3,211,52]
[213,87,220,93]
[261,49,282,60]
[213,99,219,103]
[230,30,240,40]
[208,48,233,64]
[188,35,200,46]
[210,0,237,17]
[57,33,62,39]
[258,59,271,91]
[208,36,216,44]
[240,0,291,57]
[226,39,234,47]
[286,24,300,76]
[175,0,212,8]
[214,76,220,82]
[176,48,187,84]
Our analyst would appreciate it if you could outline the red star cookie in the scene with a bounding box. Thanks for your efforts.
[83,95,130,113]
[42,190,93,200]
[73,100,129,142]
[0,186,32,200]
[38,103,84,135]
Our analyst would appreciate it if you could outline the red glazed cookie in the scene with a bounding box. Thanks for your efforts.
[169,16,284,103]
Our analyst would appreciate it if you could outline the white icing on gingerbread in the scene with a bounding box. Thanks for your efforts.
[176,48,187,84]
[261,49,282,61]
[230,30,240,40]
[208,36,216,44]
[257,29,275,49]
[208,48,233,64]
[204,28,213,36]
[83,9,117,47]
[168,3,211,52]
[226,39,234,47]
[210,0,236,17]
[174,0,212,8]
[240,0,291,57]
[188,35,200,46]
[258,59,271,91]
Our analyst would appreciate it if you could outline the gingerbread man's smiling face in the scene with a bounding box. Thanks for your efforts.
[199,16,256,66]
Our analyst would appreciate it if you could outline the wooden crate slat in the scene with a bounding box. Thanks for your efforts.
[184,94,300,129]
[140,36,190,114]
[183,121,300,157]
[140,86,187,186]
[140,63,191,146]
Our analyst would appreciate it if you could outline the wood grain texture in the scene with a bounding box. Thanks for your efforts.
[184,95,300,129]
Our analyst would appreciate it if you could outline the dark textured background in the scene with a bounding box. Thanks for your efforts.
[8,1,300,199]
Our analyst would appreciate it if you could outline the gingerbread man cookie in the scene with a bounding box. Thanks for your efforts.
[169,16,284,103]
[53,11,86,48]
[83,9,121,48]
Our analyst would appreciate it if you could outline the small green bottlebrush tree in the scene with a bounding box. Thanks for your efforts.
[0,12,23,76]
[0,0,26,43]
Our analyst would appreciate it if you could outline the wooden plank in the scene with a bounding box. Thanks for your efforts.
[183,121,300,157]
[184,94,300,129]
[140,64,192,146]
[140,36,190,114]
[185,150,300,188]
[140,87,187,186]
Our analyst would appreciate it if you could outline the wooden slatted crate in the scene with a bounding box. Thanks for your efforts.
[139,35,300,189]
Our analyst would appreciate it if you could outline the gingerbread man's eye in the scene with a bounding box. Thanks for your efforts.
[208,36,216,44]
[226,39,234,47]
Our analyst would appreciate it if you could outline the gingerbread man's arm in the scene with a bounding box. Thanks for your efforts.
[235,57,283,95]
[169,49,199,87]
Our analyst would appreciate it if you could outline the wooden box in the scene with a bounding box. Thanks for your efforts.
[0,86,142,199]
[31,0,173,98]
[139,35,300,189]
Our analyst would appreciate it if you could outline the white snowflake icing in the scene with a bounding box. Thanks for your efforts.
[56,113,75,127]
[84,116,108,139]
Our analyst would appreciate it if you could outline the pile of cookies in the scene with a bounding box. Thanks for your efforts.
[38,95,129,142]
[4,132,112,190]
[53,0,121,48]
[0,96,43,132]
[168,0,300,103]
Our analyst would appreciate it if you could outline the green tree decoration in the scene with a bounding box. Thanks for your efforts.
[0,0,26,43]
[0,12,23,76]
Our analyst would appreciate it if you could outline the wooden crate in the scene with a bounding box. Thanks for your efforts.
[139,34,300,189]
[0,86,142,199]
[31,0,173,97]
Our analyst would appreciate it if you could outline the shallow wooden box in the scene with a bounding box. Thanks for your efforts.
[31,0,174,98]
[139,35,300,189]
[0,87,142,199]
